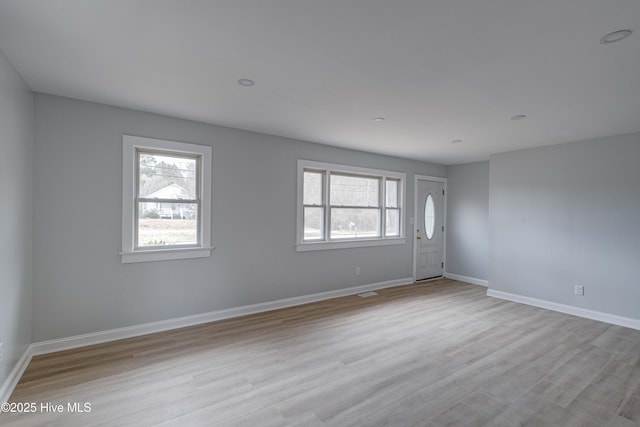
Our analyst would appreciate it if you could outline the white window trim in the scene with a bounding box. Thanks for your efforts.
[296,159,406,252]
[121,135,213,263]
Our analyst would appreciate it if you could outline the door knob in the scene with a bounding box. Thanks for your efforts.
[416,236,422,240]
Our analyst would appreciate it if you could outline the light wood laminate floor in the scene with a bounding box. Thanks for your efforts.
[4,279,640,426]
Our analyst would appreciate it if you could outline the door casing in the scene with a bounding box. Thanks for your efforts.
[413,174,447,282]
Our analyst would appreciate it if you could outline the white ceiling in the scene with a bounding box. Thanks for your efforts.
[0,0,638,164]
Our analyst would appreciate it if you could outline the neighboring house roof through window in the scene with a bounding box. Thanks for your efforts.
[146,183,191,200]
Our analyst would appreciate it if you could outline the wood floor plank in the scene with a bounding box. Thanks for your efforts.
[3,279,640,426]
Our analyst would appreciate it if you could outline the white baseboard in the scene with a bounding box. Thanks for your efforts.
[30,277,413,356]
[444,272,489,287]
[0,346,33,404]
[486,289,640,331]
[0,277,411,401]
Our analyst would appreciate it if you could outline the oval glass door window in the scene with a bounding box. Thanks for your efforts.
[424,194,435,239]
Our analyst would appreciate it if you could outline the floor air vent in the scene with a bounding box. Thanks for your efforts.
[358,291,379,298]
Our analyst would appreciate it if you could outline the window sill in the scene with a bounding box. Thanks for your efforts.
[296,237,405,252]
[120,247,213,263]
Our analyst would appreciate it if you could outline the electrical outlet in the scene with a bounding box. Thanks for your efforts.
[574,285,584,296]
[355,266,360,276]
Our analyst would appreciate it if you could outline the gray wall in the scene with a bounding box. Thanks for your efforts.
[445,161,489,281]
[32,94,446,342]
[0,50,33,385]
[489,133,640,319]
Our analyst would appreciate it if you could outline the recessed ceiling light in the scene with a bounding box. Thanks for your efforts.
[238,78,255,87]
[599,29,633,44]
[510,114,526,121]
[372,117,385,122]
[451,139,463,144]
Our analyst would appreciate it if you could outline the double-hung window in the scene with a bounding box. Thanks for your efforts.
[121,135,212,263]
[297,160,405,251]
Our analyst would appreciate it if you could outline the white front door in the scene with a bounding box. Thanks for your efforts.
[415,179,444,281]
